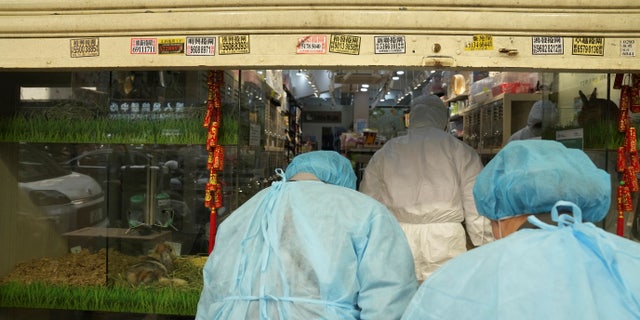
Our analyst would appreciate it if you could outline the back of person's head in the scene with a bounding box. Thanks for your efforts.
[409,94,448,129]
[284,150,356,189]
[473,140,611,222]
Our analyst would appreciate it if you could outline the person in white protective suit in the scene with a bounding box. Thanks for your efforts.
[196,150,418,320]
[360,94,494,281]
[402,140,640,320]
[507,99,558,143]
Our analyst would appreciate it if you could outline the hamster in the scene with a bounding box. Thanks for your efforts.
[125,242,186,286]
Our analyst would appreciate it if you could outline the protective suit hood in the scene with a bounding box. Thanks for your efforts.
[527,100,557,127]
[409,94,448,130]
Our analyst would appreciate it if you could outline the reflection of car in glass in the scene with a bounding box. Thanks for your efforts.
[60,146,208,254]
[62,146,201,219]
[18,145,107,234]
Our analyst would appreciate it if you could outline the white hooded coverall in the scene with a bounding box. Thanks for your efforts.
[507,100,558,143]
[360,94,493,281]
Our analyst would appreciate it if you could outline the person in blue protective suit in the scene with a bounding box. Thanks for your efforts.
[360,94,493,282]
[196,150,418,320]
[401,140,640,320]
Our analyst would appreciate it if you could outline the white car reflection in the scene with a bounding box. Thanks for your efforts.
[18,145,108,233]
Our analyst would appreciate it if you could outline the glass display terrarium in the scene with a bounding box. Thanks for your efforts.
[0,69,289,317]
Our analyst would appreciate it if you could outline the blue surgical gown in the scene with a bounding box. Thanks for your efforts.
[196,180,418,320]
[401,219,640,320]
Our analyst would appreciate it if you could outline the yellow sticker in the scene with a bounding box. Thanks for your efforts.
[158,38,185,55]
[329,34,361,55]
[572,37,605,56]
[70,38,99,58]
[219,35,250,55]
[464,34,493,51]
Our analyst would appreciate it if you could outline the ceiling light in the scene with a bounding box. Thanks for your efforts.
[396,70,405,75]
[392,76,400,80]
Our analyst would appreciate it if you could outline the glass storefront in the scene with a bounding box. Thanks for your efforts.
[1,69,637,315]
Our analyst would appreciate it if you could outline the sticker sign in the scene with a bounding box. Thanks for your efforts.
[532,36,564,55]
[464,34,493,51]
[572,37,605,56]
[130,38,157,54]
[296,35,327,54]
[219,35,250,55]
[158,38,185,54]
[329,34,361,55]
[186,36,216,56]
[70,38,99,58]
[621,39,636,57]
[374,35,406,54]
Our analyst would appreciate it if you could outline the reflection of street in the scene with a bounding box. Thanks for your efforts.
[18,145,107,234]
[53,143,210,254]
[19,142,281,255]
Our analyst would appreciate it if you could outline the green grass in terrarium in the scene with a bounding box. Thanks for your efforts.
[542,122,631,150]
[0,281,200,315]
[0,113,239,145]
[0,282,200,315]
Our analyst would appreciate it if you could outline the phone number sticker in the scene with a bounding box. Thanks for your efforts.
[159,38,185,55]
[572,37,605,56]
[297,35,327,54]
[186,36,216,56]
[329,34,361,55]
[532,36,564,55]
[70,38,99,58]
[464,34,493,51]
[374,36,406,54]
[219,35,250,55]
[621,39,636,57]
[130,38,157,54]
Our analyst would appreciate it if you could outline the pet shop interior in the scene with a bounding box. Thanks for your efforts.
[0,1,639,319]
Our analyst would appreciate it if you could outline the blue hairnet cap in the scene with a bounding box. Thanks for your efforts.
[285,150,356,189]
[473,140,611,222]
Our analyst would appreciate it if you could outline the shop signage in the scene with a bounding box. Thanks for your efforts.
[572,37,605,56]
[219,35,250,55]
[532,36,564,55]
[70,38,99,58]
[158,38,185,55]
[130,38,157,54]
[108,100,185,119]
[296,35,328,54]
[621,39,636,57]
[186,36,216,56]
[374,35,406,54]
[464,34,493,51]
[329,34,361,55]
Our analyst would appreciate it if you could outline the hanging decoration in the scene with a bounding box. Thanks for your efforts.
[203,70,225,253]
[614,73,640,237]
